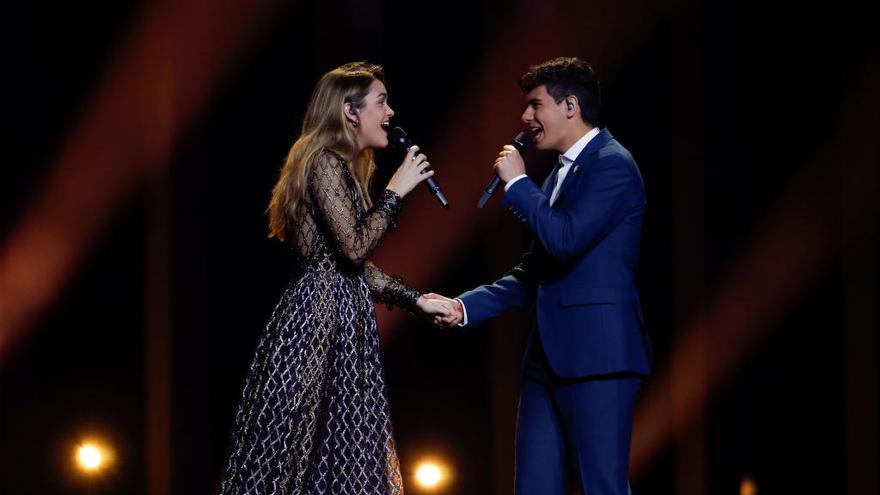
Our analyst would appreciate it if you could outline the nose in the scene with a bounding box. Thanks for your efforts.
[521,106,533,124]
[387,105,395,118]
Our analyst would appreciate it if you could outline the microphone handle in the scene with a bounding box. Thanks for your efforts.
[413,148,449,209]
[477,175,502,208]
[391,126,449,208]
[425,175,449,209]
[399,136,449,209]
[476,133,532,208]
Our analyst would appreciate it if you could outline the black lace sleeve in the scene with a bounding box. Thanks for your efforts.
[308,150,402,267]
[365,261,420,311]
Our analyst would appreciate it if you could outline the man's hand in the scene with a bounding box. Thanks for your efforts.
[493,144,526,183]
[421,293,464,328]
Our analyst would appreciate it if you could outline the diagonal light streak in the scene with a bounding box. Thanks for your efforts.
[373,0,668,340]
[0,0,289,353]
[630,70,879,475]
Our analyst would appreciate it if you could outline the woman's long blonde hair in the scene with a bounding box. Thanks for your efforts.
[267,62,384,242]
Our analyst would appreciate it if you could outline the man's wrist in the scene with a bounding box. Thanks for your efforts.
[454,298,468,326]
[504,174,528,191]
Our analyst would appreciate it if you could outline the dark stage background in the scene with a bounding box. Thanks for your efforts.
[1,0,877,494]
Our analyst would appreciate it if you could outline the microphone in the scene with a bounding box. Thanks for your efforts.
[387,126,449,209]
[477,131,534,208]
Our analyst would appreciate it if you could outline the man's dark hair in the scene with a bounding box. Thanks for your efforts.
[518,57,601,126]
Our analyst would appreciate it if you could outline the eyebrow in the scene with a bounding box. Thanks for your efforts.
[527,98,541,105]
[377,92,388,99]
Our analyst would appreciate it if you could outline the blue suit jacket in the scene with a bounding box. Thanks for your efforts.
[459,129,652,377]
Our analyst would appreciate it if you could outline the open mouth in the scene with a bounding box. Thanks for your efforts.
[530,125,544,142]
[380,121,391,133]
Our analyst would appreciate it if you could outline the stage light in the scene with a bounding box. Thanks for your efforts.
[75,443,105,472]
[416,463,441,486]
[414,459,449,490]
[740,475,757,495]
[73,438,115,475]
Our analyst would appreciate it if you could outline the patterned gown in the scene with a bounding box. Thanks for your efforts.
[219,149,419,494]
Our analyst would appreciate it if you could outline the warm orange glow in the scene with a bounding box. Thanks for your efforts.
[416,463,442,487]
[413,458,451,490]
[0,0,288,354]
[629,73,879,477]
[740,476,758,495]
[74,440,114,474]
[76,445,103,471]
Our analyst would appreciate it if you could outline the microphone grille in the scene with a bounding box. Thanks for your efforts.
[512,131,534,155]
[387,126,412,151]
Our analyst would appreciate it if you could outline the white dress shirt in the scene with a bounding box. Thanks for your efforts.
[549,127,600,204]
[505,127,600,206]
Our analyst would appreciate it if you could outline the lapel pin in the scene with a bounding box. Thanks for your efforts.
[573,165,580,174]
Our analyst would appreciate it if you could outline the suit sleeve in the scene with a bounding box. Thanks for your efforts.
[502,155,636,261]
[457,243,540,327]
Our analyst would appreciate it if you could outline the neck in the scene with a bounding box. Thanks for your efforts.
[557,123,594,153]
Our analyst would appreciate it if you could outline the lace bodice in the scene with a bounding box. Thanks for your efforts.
[289,149,419,310]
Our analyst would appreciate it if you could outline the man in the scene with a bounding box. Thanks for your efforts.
[427,57,652,494]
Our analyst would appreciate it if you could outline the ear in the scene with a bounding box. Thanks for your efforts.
[565,96,579,118]
[343,102,359,124]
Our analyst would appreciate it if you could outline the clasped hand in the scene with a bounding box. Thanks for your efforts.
[415,293,463,328]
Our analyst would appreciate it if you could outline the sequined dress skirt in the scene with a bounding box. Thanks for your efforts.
[219,261,404,494]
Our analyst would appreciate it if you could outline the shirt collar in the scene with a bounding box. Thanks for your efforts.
[560,127,601,167]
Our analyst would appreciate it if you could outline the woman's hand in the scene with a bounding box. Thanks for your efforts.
[415,294,454,320]
[386,146,434,198]
[421,293,463,327]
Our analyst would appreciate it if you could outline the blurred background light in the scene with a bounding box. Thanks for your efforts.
[740,475,758,495]
[414,458,450,490]
[75,440,112,474]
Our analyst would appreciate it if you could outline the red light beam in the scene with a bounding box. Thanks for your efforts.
[0,0,289,354]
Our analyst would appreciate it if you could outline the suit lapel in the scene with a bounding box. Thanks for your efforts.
[552,129,613,206]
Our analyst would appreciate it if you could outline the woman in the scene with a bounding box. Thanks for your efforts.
[219,62,449,494]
